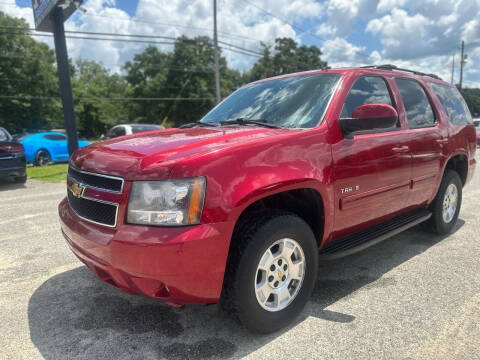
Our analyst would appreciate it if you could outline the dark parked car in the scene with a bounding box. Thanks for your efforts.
[0,127,26,183]
[101,124,165,140]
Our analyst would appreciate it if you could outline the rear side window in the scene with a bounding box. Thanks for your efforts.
[395,78,436,128]
[431,83,472,125]
[341,76,393,118]
[43,134,67,141]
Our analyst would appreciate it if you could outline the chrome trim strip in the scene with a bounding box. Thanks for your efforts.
[68,165,125,194]
[67,187,119,228]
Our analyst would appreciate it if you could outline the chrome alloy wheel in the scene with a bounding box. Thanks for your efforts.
[442,183,458,223]
[254,238,305,312]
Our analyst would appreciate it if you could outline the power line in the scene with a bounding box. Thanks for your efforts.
[0,95,215,101]
[0,2,264,43]
[81,12,263,43]
[0,28,263,57]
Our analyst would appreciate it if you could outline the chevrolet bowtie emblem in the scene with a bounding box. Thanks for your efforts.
[277,270,282,278]
[70,182,85,198]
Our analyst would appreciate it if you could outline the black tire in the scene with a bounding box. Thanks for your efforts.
[34,150,50,167]
[15,175,27,184]
[422,169,462,235]
[222,211,318,333]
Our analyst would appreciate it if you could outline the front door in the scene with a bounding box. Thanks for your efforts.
[332,75,411,237]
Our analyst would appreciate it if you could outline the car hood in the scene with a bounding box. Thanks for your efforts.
[71,126,295,180]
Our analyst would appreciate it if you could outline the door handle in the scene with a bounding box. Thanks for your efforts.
[392,146,409,153]
[436,138,448,144]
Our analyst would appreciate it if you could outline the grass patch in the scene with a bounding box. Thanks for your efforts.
[27,163,68,182]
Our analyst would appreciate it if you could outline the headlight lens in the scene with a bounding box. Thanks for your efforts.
[127,177,206,226]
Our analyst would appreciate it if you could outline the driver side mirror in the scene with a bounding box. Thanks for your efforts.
[339,104,398,138]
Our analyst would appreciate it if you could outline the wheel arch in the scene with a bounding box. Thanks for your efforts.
[229,181,328,248]
[34,148,52,164]
[444,153,468,186]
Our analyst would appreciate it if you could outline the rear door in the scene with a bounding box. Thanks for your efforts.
[332,75,412,237]
[394,78,447,208]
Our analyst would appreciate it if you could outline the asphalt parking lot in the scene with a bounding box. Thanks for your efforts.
[0,166,479,360]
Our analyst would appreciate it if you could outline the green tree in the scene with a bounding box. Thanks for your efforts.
[124,37,241,127]
[0,12,61,134]
[462,88,480,118]
[123,46,171,123]
[72,59,130,138]
[247,37,328,82]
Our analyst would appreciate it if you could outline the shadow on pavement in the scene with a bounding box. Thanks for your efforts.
[0,178,26,191]
[28,220,463,359]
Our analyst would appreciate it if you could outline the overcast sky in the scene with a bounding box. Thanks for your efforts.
[2,0,479,87]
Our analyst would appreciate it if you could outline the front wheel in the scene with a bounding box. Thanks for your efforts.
[423,169,462,234]
[222,212,318,333]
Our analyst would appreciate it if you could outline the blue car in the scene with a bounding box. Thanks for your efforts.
[21,132,91,166]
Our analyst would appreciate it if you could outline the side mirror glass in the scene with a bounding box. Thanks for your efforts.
[339,104,398,138]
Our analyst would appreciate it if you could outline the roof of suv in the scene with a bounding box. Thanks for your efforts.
[254,64,451,87]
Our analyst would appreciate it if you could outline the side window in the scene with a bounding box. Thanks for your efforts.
[106,127,117,138]
[114,127,126,137]
[341,76,394,120]
[431,83,472,125]
[43,134,66,141]
[395,78,436,128]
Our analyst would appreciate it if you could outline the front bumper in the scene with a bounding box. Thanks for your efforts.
[59,197,235,305]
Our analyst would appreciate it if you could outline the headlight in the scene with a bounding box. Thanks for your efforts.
[127,177,206,226]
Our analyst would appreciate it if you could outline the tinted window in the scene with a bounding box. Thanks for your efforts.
[107,127,126,138]
[431,83,472,125]
[43,134,67,141]
[341,76,393,120]
[201,73,342,128]
[0,128,8,141]
[131,125,161,134]
[395,78,436,128]
[114,127,126,137]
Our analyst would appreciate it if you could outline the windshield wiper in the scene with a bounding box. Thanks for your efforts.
[219,118,283,129]
[179,121,217,129]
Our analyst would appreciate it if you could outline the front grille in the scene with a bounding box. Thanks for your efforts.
[68,191,118,227]
[68,166,123,193]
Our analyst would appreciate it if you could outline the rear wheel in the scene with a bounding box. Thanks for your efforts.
[15,175,27,184]
[222,211,318,333]
[34,150,50,167]
[423,169,462,234]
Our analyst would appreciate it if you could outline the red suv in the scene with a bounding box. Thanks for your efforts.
[59,65,476,333]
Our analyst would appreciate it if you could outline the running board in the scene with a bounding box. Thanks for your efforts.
[319,209,432,259]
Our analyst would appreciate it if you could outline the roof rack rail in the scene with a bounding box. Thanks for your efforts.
[360,64,442,80]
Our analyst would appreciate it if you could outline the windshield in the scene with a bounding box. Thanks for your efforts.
[201,73,342,128]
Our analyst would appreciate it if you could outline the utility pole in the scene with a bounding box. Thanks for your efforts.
[459,40,465,90]
[451,54,455,85]
[52,6,78,156]
[213,0,221,104]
